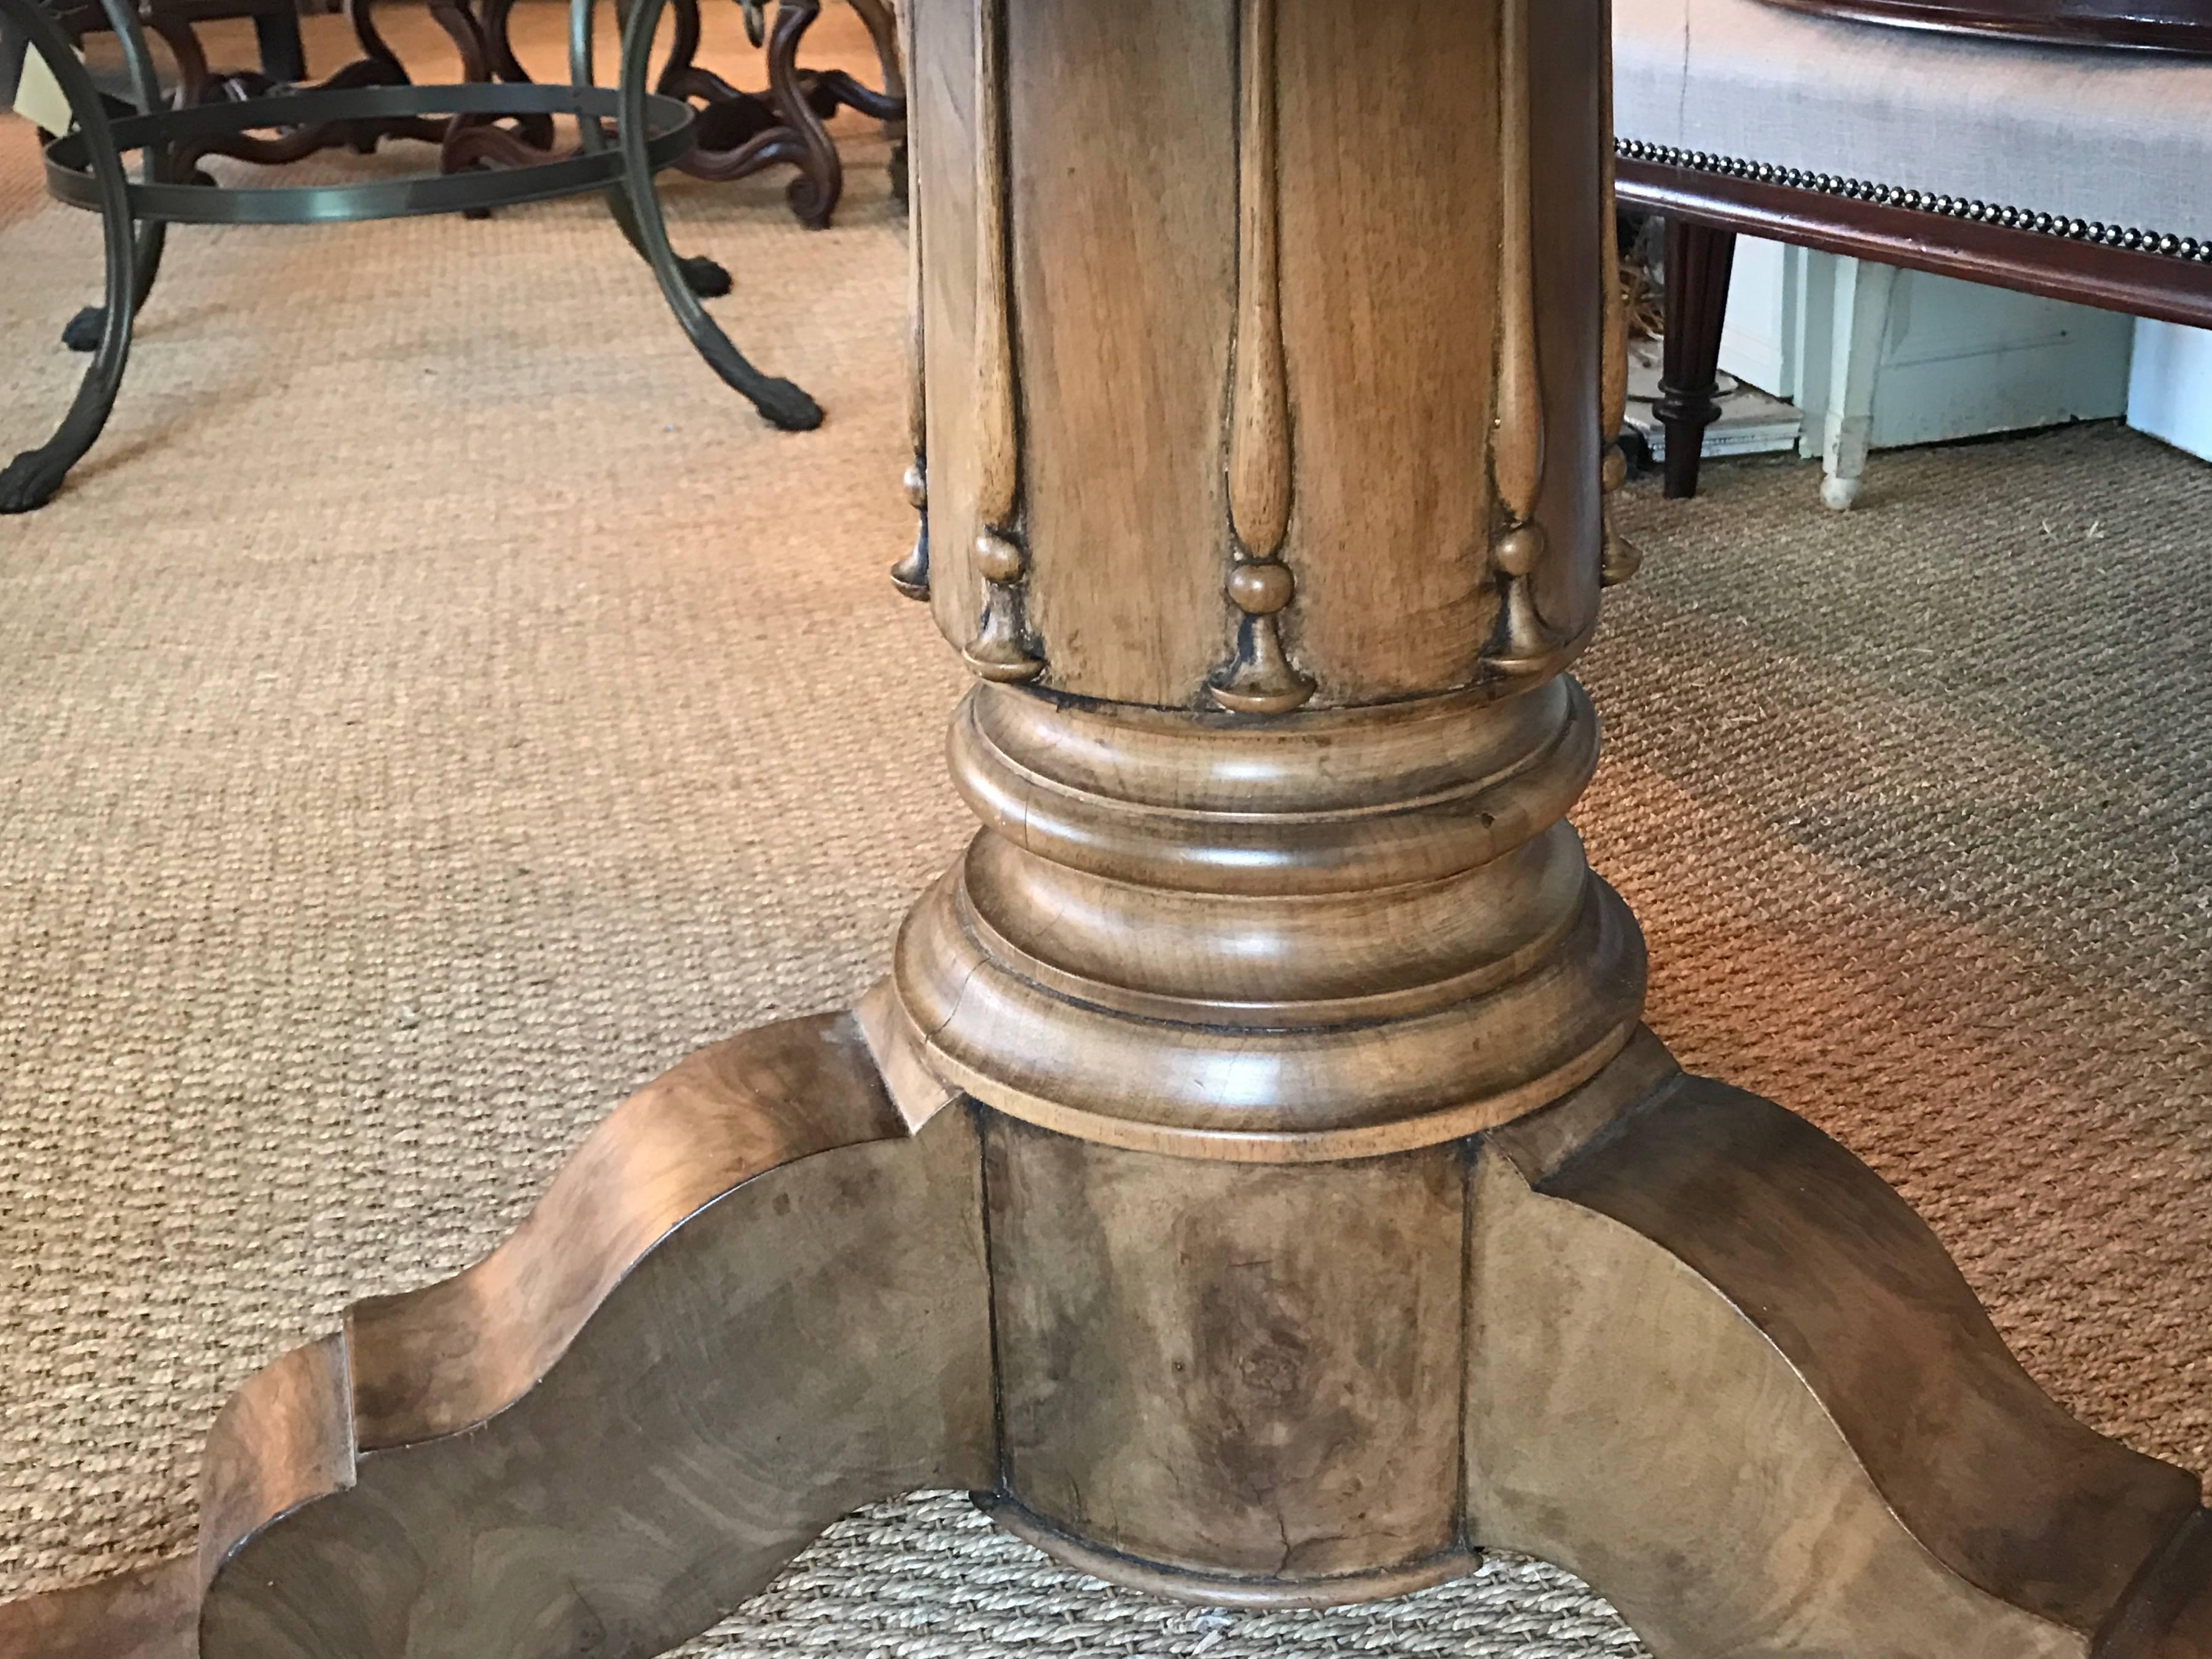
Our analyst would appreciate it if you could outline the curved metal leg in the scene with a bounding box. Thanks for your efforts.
[0,1009,992,1657]
[436,0,555,189]
[57,0,170,357]
[569,0,733,298]
[61,223,166,354]
[594,0,825,426]
[4,0,137,512]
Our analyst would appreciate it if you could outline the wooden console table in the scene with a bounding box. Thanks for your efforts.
[2,1,2206,1653]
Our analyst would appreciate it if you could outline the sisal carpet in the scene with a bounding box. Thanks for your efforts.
[2,6,2207,1653]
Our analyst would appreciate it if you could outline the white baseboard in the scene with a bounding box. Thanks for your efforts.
[2128,319,2212,463]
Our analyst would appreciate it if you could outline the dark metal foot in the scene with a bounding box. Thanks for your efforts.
[0,448,76,514]
[680,254,732,299]
[753,377,825,432]
[61,305,106,353]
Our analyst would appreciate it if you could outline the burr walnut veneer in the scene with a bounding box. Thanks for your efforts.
[2,1,2206,1655]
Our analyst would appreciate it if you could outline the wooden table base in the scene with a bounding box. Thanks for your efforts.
[2,0,2205,1653]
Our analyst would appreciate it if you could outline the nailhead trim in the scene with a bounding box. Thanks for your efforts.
[1616,138,2210,265]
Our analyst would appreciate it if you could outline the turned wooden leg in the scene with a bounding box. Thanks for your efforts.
[1655,214,1737,500]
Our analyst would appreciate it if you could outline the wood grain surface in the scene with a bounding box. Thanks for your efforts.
[1469,1067,2205,1658]
[3,5,2202,1655]
[986,1114,1471,1593]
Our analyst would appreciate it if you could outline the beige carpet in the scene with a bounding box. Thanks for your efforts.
[2,6,2207,1653]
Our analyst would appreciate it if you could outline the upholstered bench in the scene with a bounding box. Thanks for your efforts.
[1613,0,2212,505]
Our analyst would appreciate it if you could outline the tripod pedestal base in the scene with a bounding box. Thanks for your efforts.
[6,1004,2202,1659]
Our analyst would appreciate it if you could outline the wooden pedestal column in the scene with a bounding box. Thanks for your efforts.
[1,2,2206,1658]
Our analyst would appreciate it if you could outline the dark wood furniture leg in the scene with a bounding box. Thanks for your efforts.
[3,1,2205,1653]
[764,0,840,228]
[251,6,307,82]
[654,0,900,229]
[1655,214,1737,500]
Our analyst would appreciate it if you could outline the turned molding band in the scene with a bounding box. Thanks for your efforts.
[949,676,1598,895]
[955,826,1591,1027]
[895,871,1642,1158]
[890,678,1646,1160]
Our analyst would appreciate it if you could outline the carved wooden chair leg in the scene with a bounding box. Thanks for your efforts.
[1470,1050,2210,1658]
[4,0,138,513]
[1654,215,1737,500]
[344,0,414,146]
[442,0,558,161]
[763,0,841,229]
[0,1013,994,1659]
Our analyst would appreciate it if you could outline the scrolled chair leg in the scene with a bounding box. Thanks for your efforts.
[763,0,841,228]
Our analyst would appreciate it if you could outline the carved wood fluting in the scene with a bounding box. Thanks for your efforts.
[959,0,1043,683]
[889,0,931,602]
[1206,0,1313,716]
[1483,0,1565,676]
[1596,26,1641,590]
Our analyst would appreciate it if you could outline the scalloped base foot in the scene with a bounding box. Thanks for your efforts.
[0,1014,2200,1658]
